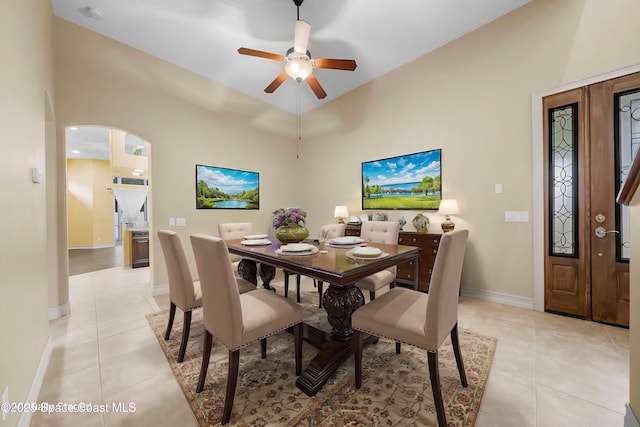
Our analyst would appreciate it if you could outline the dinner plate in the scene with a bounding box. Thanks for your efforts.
[243,234,268,240]
[276,247,319,256]
[329,236,364,245]
[350,246,382,258]
[241,239,271,246]
[346,249,388,260]
[280,243,315,252]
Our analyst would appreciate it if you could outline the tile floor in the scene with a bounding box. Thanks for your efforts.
[33,266,629,426]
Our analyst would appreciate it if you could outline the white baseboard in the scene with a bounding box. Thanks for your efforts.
[626,404,640,427]
[47,303,70,320]
[151,284,169,296]
[461,287,535,310]
[68,244,115,250]
[148,284,168,312]
[17,336,52,427]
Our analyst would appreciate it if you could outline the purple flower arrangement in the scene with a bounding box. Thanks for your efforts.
[272,207,307,228]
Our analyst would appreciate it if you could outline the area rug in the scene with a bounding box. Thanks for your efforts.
[146,281,496,426]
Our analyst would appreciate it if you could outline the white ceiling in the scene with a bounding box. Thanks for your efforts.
[66,126,149,161]
[52,0,533,118]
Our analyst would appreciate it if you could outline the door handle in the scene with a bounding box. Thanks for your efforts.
[595,226,619,238]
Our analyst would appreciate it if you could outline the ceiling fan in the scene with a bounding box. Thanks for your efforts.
[237,0,357,100]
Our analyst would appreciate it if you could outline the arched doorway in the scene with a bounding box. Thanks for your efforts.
[65,126,151,275]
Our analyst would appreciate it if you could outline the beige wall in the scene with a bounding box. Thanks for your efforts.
[53,18,300,287]
[0,0,55,424]
[67,159,115,247]
[302,0,640,298]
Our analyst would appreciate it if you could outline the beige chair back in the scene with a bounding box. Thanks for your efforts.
[218,222,253,240]
[424,229,469,350]
[190,234,244,349]
[319,223,346,239]
[157,230,199,310]
[218,222,253,264]
[360,221,400,276]
[360,221,400,244]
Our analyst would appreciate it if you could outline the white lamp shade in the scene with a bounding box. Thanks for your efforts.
[438,199,459,215]
[285,58,313,82]
[334,205,349,218]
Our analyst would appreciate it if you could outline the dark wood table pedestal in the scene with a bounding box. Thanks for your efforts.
[296,282,378,396]
[237,259,276,291]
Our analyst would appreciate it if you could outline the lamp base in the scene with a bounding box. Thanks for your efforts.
[337,218,345,224]
[441,217,455,233]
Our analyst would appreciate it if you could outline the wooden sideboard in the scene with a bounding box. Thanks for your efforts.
[345,224,441,292]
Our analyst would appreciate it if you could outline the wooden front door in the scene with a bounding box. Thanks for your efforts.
[543,72,640,327]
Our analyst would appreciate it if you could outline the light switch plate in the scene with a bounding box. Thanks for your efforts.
[176,217,186,227]
[31,167,42,184]
[169,217,176,226]
[495,183,502,194]
[505,211,529,222]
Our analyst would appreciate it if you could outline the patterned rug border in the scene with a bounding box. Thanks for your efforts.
[146,287,496,427]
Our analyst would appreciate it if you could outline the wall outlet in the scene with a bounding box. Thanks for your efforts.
[2,386,8,421]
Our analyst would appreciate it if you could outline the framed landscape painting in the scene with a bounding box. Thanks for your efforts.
[361,149,441,210]
[196,164,259,209]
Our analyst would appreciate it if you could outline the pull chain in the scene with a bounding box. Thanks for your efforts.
[296,83,301,159]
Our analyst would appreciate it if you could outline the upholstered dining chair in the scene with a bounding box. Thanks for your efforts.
[352,229,469,427]
[355,221,400,301]
[158,230,255,363]
[297,223,346,308]
[218,222,253,273]
[190,234,303,425]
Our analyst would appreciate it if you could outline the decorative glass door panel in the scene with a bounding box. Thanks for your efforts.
[616,90,640,261]
[550,104,578,257]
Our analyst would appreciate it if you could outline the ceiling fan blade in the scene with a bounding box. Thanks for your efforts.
[264,71,289,93]
[306,74,327,99]
[238,47,285,61]
[314,58,357,71]
[293,20,311,54]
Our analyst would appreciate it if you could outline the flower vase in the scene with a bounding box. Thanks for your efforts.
[276,225,309,244]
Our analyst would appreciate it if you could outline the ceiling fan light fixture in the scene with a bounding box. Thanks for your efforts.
[285,58,313,82]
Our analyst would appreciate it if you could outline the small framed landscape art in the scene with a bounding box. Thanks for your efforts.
[361,149,441,210]
[196,164,259,209]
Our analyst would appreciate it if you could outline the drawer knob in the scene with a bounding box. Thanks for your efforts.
[412,238,417,242]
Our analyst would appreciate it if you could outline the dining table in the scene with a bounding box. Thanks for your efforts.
[225,235,421,396]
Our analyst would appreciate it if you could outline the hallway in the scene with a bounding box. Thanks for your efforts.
[68,246,124,276]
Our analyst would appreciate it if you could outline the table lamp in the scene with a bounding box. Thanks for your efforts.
[438,199,459,232]
[334,205,349,224]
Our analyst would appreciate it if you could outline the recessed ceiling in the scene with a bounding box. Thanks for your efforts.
[51,0,533,115]
[66,126,149,161]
